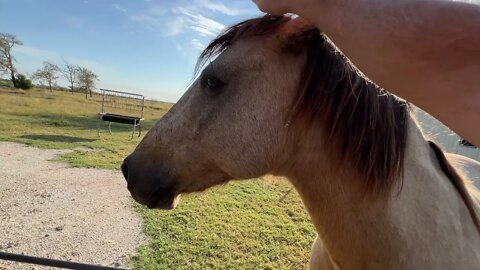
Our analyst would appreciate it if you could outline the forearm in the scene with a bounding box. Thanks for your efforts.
[295,0,479,90]
[293,0,480,144]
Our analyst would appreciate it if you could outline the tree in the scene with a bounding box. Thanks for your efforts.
[62,61,79,95]
[0,33,23,88]
[77,67,98,99]
[0,51,7,77]
[33,62,60,92]
[15,74,32,90]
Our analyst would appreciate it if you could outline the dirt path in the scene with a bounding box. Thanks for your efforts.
[0,142,146,269]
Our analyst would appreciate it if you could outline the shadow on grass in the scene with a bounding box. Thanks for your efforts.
[9,112,158,131]
[19,134,97,143]
[9,113,158,137]
[9,112,100,129]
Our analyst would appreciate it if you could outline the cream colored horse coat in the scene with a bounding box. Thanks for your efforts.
[309,120,480,270]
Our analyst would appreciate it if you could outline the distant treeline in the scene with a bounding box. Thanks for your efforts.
[1,32,98,99]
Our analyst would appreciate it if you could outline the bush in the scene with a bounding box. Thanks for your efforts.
[15,74,32,90]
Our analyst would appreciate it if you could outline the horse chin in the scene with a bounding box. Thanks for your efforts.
[148,194,181,210]
[171,194,181,208]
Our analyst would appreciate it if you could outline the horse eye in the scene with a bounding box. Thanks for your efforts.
[201,75,225,96]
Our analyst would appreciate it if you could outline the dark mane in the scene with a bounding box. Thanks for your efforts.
[198,15,410,194]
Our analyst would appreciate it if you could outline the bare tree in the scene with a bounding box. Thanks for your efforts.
[62,60,79,94]
[0,46,7,77]
[77,67,98,99]
[33,62,60,92]
[0,33,22,88]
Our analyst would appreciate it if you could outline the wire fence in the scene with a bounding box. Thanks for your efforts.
[415,108,480,161]
[98,89,145,119]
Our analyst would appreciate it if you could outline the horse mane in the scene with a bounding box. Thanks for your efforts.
[198,15,410,195]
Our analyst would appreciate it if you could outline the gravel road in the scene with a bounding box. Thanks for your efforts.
[0,142,146,270]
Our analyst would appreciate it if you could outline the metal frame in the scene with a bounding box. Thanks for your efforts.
[97,114,143,138]
[97,89,145,139]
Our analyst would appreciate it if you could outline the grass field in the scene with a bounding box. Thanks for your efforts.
[0,87,315,269]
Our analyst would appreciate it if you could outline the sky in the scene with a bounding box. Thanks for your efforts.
[0,0,261,102]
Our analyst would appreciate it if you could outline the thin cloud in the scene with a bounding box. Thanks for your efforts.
[175,43,183,52]
[175,42,188,58]
[128,1,228,37]
[61,15,87,30]
[148,4,168,16]
[14,45,106,71]
[130,14,158,23]
[176,7,225,37]
[14,45,57,59]
[164,17,185,36]
[124,0,255,62]
[191,39,205,51]
[195,0,248,16]
[112,4,127,13]
[189,26,217,37]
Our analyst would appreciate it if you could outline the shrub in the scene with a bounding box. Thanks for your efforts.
[15,74,32,90]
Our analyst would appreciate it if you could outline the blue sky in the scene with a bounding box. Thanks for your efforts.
[0,0,261,102]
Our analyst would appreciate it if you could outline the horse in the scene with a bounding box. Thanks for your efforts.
[121,15,480,269]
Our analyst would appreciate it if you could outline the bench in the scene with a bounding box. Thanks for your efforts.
[97,89,145,139]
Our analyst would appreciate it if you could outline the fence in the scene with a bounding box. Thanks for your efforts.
[97,89,145,139]
[415,108,480,161]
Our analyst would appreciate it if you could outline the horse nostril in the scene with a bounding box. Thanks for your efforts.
[121,161,136,191]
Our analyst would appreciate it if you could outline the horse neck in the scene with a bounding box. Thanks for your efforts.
[283,115,480,268]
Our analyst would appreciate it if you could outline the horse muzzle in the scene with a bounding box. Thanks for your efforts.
[121,157,180,210]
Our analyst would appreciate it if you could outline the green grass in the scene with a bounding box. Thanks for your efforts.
[0,87,168,169]
[132,181,315,270]
[0,87,316,269]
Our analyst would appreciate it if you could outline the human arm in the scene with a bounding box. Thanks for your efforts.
[254,0,480,146]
